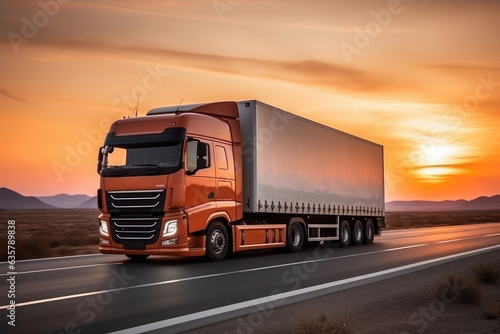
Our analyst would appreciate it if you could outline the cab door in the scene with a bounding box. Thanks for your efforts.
[214,143,236,220]
[184,138,216,233]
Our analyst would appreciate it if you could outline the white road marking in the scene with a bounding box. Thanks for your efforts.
[381,244,426,251]
[0,242,426,278]
[1,233,498,311]
[0,244,427,310]
[436,235,496,244]
[3,230,500,278]
[107,244,500,334]
[0,253,102,265]
[436,239,463,244]
[0,262,122,277]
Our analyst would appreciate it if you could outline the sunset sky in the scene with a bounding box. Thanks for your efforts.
[1,0,499,201]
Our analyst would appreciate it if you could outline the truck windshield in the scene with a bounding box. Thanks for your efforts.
[100,128,186,177]
[108,142,182,168]
[101,142,183,177]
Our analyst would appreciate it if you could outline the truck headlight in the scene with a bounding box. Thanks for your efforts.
[163,220,177,237]
[100,220,109,236]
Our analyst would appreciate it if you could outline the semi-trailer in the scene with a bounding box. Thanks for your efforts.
[97,100,385,261]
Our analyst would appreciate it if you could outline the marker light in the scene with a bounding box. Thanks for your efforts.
[162,238,179,246]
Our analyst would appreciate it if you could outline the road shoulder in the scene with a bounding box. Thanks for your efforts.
[184,249,500,334]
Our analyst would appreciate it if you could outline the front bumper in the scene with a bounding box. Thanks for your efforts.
[98,212,206,257]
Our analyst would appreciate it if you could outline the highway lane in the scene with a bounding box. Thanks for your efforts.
[1,223,499,333]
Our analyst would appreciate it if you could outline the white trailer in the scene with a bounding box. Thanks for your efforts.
[238,100,385,246]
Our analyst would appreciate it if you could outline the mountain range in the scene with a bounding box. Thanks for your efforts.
[1,187,499,211]
[385,195,500,211]
[0,188,96,209]
[38,193,92,208]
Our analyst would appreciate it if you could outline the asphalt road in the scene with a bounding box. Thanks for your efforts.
[1,223,500,334]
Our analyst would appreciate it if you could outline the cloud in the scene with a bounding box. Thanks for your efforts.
[11,38,398,96]
[0,88,26,102]
[418,61,500,73]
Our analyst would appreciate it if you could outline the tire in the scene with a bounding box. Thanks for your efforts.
[206,221,229,261]
[364,219,375,244]
[287,222,304,253]
[351,220,363,246]
[339,220,351,248]
[126,254,149,261]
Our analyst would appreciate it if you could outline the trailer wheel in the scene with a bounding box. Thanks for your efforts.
[364,219,375,244]
[206,221,229,261]
[351,220,363,246]
[339,220,351,248]
[287,222,304,253]
[126,254,149,261]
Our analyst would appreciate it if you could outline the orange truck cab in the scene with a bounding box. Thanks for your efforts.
[97,100,385,261]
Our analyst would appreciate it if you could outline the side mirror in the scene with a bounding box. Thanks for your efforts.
[187,140,209,175]
[97,146,104,174]
[97,146,114,174]
[104,146,114,154]
[196,142,209,169]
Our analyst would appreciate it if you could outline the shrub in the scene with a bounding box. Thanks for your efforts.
[471,263,500,284]
[298,314,350,334]
[482,306,500,320]
[435,275,482,305]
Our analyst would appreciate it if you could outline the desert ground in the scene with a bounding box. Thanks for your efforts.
[0,209,99,261]
[185,249,500,334]
[1,209,499,333]
[1,209,500,261]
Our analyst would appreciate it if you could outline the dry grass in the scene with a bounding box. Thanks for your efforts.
[471,263,500,284]
[297,315,350,334]
[1,209,500,260]
[385,210,500,230]
[482,306,500,320]
[0,209,100,261]
[435,275,483,305]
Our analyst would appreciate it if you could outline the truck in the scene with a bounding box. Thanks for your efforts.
[97,100,385,261]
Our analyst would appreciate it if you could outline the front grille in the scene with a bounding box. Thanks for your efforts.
[106,189,166,249]
[110,217,162,248]
[106,189,166,214]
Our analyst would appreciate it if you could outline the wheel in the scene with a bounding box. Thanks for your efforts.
[351,220,363,246]
[364,219,375,244]
[339,220,351,248]
[206,221,229,261]
[287,222,304,253]
[126,254,149,261]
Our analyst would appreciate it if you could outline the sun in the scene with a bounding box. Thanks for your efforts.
[411,143,467,183]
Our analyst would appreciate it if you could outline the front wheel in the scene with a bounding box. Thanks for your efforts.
[206,221,229,261]
[287,222,304,253]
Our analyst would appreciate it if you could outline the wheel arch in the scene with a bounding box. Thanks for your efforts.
[205,212,233,257]
[205,211,231,229]
[288,217,306,236]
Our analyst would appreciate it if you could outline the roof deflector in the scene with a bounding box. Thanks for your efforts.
[147,101,239,119]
